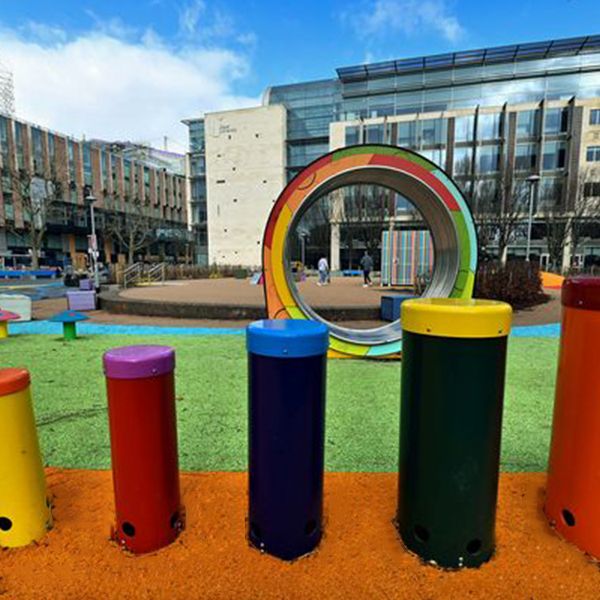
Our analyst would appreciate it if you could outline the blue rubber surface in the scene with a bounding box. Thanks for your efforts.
[7,320,560,338]
[9,321,245,336]
[510,323,560,338]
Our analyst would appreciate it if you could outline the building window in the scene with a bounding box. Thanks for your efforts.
[453,146,473,175]
[418,148,446,168]
[31,127,44,175]
[345,125,360,146]
[455,115,475,143]
[0,117,9,166]
[474,179,499,211]
[82,143,92,186]
[190,154,205,176]
[420,118,447,145]
[123,159,131,185]
[14,122,25,170]
[516,110,540,138]
[397,121,416,147]
[102,153,110,189]
[515,143,538,171]
[477,146,500,173]
[586,146,600,162]
[544,107,569,135]
[365,124,384,144]
[538,177,564,211]
[584,181,600,197]
[590,109,600,126]
[47,134,56,177]
[542,141,567,170]
[477,113,502,141]
[67,141,76,181]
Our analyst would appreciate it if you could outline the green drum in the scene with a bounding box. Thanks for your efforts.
[396,298,512,569]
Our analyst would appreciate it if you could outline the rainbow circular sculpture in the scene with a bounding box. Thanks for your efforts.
[262,144,478,358]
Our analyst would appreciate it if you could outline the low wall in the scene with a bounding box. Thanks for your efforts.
[99,290,380,322]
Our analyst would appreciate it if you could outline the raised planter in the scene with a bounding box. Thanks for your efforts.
[99,290,380,322]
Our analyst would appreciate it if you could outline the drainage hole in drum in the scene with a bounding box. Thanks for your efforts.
[562,509,576,527]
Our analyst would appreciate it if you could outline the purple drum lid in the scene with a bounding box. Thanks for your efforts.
[103,345,175,380]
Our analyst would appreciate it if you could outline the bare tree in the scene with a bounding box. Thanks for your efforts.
[6,167,63,269]
[103,192,156,265]
[542,202,567,271]
[470,168,529,264]
[569,168,600,262]
[540,169,600,271]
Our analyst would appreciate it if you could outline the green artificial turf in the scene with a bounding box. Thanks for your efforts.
[0,335,558,473]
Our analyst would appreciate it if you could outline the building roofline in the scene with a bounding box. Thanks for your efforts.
[336,34,600,82]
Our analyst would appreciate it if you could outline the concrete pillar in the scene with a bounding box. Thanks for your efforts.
[330,223,340,272]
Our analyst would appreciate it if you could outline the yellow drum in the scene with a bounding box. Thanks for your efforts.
[0,368,52,547]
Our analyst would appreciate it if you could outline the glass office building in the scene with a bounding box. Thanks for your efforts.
[183,117,208,265]
[186,35,600,267]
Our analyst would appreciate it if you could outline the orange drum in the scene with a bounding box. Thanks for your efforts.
[545,276,600,557]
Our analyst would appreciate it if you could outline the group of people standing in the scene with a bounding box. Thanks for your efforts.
[316,251,374,288]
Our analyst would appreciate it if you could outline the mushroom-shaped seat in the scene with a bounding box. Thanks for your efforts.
[47,310,90,340]
[0,310,20,339]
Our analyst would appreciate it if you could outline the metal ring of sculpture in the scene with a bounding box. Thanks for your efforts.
[262,144,478,358]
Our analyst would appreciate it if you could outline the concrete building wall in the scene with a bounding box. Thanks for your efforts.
[205,104,287,267]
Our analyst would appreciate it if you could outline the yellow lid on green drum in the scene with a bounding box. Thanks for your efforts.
[401,298,512,339]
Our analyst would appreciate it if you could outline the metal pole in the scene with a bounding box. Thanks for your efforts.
[89,201,100,290]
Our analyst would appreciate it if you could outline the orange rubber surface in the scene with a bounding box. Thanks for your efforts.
[1,469,599,599]
[541,271,565,290]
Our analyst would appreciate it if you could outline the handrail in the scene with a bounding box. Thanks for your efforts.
[123,263,143,289]
[122,262,166,288]
[147,263,166,285]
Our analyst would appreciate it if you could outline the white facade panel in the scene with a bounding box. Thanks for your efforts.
[205,104,287,267]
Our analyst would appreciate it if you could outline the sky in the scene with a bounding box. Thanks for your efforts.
[0,0,598,150]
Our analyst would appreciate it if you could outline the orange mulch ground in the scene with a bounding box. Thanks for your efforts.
[1,469,599,599]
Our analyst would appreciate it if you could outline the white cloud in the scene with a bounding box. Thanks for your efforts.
[0,16,259,147]
[345,0,465,43]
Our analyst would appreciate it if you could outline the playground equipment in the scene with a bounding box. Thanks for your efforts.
[381,229,433,287]
[48,310,89,340]
[396,298,512,568]
[247,319,329,560]
[0,368,52,548]
[545,276,600,558]
[0,309,19,338]
[103,345,183,554]
[67,289,96,311]
[0,294,32,322]
[262,145,477,358]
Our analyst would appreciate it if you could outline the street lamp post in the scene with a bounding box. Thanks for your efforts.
[525,175,540,262]
[85,193,100,290]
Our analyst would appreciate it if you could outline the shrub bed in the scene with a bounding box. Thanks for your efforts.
[475,261,548,309]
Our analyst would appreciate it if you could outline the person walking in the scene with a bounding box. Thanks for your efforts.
[360,251,374,287]
[317,256,329,286]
